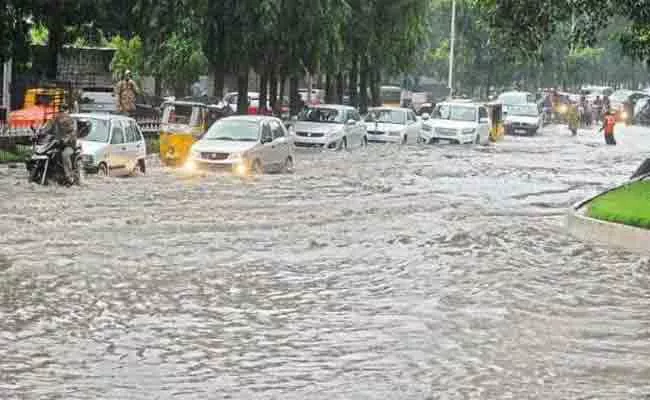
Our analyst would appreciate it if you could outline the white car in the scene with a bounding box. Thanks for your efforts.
[504,103,542,135]
[291,104,367,150]
[498,91,536,107]
[186,115,294,174]
[419,101,490,145]
[364,107,421,144]
[76,113,147,176]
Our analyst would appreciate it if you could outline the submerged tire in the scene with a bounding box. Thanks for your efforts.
[282,156,294,174]
[98,162,109,177]
[337,137,348,151]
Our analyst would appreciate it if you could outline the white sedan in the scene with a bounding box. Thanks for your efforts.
[364,107,422,144]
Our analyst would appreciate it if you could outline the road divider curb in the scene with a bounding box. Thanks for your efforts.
[567,196,650,256]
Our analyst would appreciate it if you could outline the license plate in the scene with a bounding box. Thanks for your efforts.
[515,129,527,134]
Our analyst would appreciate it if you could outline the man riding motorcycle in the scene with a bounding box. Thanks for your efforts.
[41,103,77,185]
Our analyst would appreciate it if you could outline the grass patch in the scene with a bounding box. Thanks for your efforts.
[0,145,31,164]
[588,180,650,229]
[146,137,160,154]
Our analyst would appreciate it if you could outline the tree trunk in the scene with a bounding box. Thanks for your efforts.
[45,3,64,80]
[349,56,359,108]
[212,62,225,99]
[279,73,286,105]
[289,74,300,116]
[325,73,334,103]
[370,68,381,107]
[154,76,162,97]
[359,56,369,114]
[269,71,279,114]
[336,72,345,104]
[237,68,249,115]
[258,71,268,114]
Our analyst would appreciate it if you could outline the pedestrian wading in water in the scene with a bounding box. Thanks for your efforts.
[600,111,617,145]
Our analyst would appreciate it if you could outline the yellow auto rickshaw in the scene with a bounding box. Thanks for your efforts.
[486,102,504,142]
[159,100,229,166]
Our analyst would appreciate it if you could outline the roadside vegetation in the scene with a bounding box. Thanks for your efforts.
[588,181,650,229]
[2,1,650,115]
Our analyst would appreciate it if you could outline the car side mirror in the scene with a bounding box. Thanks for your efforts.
[261,134,273,144]
[421,113,430,121]
[346,119,356,126]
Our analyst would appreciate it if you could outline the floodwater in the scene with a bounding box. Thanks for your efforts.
[0,125,649,399]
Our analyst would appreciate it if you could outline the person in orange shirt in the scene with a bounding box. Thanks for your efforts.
[600,111,617,145]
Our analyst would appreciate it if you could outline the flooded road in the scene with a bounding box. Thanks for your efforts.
[1,125,649,399]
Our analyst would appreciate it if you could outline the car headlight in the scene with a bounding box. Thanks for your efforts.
[462,128,476,134]
[620,111,629,120]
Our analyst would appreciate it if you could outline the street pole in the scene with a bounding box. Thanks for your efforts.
[448,0,456,99]
[2,59,11,111]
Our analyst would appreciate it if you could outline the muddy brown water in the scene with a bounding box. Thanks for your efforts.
[1,125,649,399]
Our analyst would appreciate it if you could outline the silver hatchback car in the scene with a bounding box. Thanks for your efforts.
[186,115,295,174]
[75,113,147,176]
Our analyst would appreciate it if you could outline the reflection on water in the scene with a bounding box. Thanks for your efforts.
[1,126,649,399]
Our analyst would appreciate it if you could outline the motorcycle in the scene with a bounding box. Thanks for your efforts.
[25,128,83,186]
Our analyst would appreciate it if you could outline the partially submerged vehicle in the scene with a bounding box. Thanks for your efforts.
[159,100,231,166]
[503,103,542,135]
[364,107,421,144]
[419,101,491,145]
[185,115,295,174]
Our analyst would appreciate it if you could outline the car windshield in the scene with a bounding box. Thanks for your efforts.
[435,104,477,122]
[498,93,527,105]
[299,108,343,123]
[203,119,259,141]
[79,118,110,142]
[507,105,538,117]
[365,109,405,124]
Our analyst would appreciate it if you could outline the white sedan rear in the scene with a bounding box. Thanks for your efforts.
[364,107,421,144]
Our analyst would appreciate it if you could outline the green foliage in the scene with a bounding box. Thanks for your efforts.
[155,32,207,95]
[29,24,48,46]
[588,181,650,229]
[109,36,145,82]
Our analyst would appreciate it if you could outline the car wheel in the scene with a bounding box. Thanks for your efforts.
[252,159,263,174]
[282,156,294,173]
[337,137,348,151]
[97,162,109,177]
[431,138,440,144]
[138,159,146,174]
